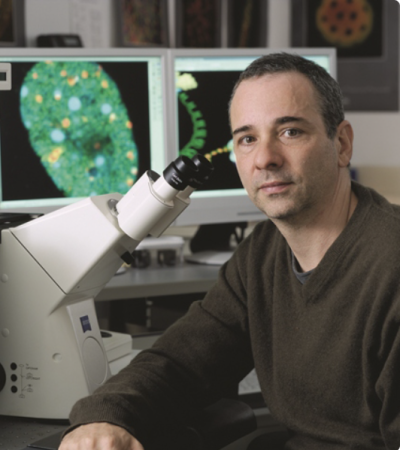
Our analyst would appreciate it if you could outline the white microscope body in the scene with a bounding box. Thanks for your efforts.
[0,156,212,419]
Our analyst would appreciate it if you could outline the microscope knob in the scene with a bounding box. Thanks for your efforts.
[0,363,5,392]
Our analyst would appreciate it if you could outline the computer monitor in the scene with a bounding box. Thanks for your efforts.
[0,48,169,214]
[168,48,337,228]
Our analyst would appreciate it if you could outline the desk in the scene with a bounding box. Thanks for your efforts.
[0,415,67,450]
[96,262,220,301]
[0,408,277,450]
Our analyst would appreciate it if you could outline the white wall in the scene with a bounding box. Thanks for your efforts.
[269,0,400,171]
[23,0,117,48]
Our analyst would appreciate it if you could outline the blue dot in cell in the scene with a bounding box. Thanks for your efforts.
[101,103,112,114]
[94,155,106,167]
[68,97,81,111]
[20,86,28,98]
[50,129,65,143]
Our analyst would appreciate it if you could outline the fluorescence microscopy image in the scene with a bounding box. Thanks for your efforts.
[304,0,383,58]
[316,0,373,47]
[180,0,220,47]
[175,70,242,192]
[0,59,151,202]
[20,60,139,197]
[121,0,167,46]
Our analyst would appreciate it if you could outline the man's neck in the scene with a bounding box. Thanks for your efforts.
[275,183,358,273]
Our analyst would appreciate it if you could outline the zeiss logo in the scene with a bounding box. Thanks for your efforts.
[80,315,92,333]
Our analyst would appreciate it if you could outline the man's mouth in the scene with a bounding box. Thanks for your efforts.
[259,181,292,195]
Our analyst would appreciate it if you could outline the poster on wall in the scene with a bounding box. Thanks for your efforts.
[291,0,399,111]
[118,0,169,47]
[175,0,222,47]
[0,0,16,47]
[227,0,268,47]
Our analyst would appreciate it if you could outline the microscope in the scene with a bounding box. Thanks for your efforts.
[0,155,213,419]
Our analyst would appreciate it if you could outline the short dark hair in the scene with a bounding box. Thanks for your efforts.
[229,52,345,140]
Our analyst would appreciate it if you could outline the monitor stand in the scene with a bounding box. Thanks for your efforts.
[185,222,247,266]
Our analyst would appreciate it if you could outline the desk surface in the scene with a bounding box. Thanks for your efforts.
[96,262,220,301]
[0,408,273,450]
[0,415,67,450]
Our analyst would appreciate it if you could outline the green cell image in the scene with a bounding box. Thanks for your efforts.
[19,60,139,197]
[176,71,234,164]
[176,71,207,160]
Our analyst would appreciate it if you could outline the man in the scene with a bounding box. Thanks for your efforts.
[60,53,400,449]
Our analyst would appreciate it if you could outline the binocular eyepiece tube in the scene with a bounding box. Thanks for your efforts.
[116,154,214,241]
[163,154,214,191]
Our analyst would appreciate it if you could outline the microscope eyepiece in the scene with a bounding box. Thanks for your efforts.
[163,156,198,191]
[188,154,214,189]
[163,154,214,191]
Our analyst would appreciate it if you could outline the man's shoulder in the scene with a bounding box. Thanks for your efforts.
[351,183,400,264]
[353,182,400,224]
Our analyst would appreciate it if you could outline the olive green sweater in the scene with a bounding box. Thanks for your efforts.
[68,183,400,449]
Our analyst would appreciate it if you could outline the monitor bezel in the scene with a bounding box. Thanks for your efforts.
[0,47,171,214]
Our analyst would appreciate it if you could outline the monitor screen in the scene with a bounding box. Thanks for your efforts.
[0,48,169,213]
[169,48,337,227]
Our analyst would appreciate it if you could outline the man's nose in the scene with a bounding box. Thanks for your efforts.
[254,138,284,170]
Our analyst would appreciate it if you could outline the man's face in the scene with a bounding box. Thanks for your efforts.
[230,72,344,224]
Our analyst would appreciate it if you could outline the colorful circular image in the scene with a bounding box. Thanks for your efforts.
[316,0,373,47]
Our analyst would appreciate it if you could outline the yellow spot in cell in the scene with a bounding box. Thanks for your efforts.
[60,70,67,77]
[54,93,61,101]
[131,167,138,176]
[126,178,134,187]
[109,113,116,122]
[67,77,77,86]
[101,80,109,89]
[81,70,89,79]
[82,116,88,122]
[126,151,134,161]
[35,95,43,103]
[126,121,133,129]
[32,72,38,80]
[62,118,70,128]
[48,147,63,164]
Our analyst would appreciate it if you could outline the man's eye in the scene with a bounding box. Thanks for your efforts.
[284,128,301,137]
[241,136,254,144]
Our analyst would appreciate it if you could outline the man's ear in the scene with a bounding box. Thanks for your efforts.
[336,120,354,168]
